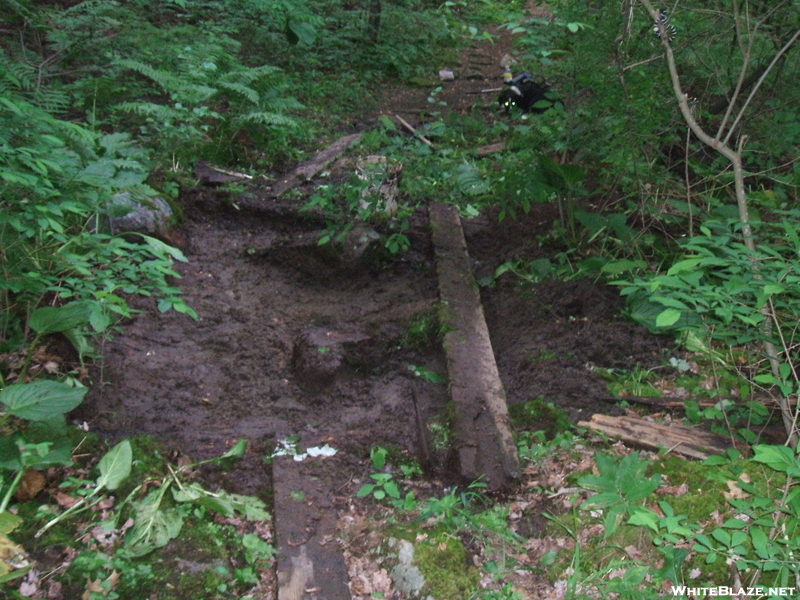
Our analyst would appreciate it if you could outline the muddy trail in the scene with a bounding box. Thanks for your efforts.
[84,187,664,477]
[77,27,667,599]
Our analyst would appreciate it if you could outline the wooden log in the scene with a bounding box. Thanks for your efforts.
[272,436,351,600]
[577,413,740,460]
[429,203,519,490]
[270,133,362,198]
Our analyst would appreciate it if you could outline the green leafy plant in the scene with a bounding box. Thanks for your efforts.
[357,446,401,501]
[36,439,132,538]
[0,380,88,518]
[577,451,661,538]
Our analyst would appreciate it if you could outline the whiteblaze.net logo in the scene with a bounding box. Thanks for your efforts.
[671,586,797,598]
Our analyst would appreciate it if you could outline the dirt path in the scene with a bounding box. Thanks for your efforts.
[78,24,666,599]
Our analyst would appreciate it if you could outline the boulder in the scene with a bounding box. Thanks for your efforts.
[107,192,172,237]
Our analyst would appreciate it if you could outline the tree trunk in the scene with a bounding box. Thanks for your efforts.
[368,0,381,44]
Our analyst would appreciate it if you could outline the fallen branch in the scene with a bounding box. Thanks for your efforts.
[394,114,433,147]
[269,133,362,198]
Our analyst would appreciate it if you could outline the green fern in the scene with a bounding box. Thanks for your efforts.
[237,111,298,127]
[116,101,180,120]
[217,81,260,105]
[113,58,182,94]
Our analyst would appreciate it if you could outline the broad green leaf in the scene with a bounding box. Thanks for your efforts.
[650,296,690,309]
[667,258,703,275]
[138,234,188,262]
[0,381,86,421]
[763,284,784,295]
[383,481,401,499]
[0,513,22,534]
[627,507,659,533]
[96,440,132,490]
[219,439,247,460]
[285,20,317,45]
[752,444,798,474]
[356,484,375,498]
[125,487,183,557]
[600,259,645,275]
[28,302,93,334]
[711,528,731,547]
[655,308,682,328]
[580,491,622,509]
[228,493,271,521]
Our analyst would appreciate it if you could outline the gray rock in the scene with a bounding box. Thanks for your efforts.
[388,539,428,597]
[107,192,172,236]
[341,226,381,267]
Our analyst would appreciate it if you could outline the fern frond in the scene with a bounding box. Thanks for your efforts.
[236,111,298,127]
[31,88,72,114]
[217,81,260,105]
[0,48,38,92]
[63,0,111,15]
[180,83,217,104]
[117,101,179,120]
[260,96,304,112]
[217,65,281,87]
[114,58,181,94]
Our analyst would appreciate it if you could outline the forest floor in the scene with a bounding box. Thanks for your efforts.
[76,22,668,600]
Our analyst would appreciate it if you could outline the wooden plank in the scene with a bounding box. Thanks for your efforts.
[429,203,519,491]
[272,437,351,600]
[578,413,741,460]
[270,133,362,198]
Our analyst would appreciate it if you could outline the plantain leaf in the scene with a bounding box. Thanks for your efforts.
[96,440,132,491]
[0,380,86,421]
[125,484,183,557]
[29,301,93,334]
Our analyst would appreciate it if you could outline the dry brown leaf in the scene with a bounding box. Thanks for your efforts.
[15,470,46,502]
[53,491,80,508]
[723,479,751,500]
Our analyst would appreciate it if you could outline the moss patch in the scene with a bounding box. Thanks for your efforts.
[509,397,572,440]
[386,528,479,600]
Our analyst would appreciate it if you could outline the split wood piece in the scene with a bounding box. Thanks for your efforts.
[475,142,506,157]
[273,438,351,600]
[429,202,519,491]
[394,114,434,148]
[270,133,362,198]
[578,413,740,460]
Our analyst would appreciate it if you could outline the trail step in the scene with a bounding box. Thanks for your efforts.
[429,203,519,491]
[272,436,351,600]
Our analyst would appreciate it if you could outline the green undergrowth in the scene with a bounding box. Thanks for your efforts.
[4,435,274,599]
[509,397,572,440]
[350,418,800,599]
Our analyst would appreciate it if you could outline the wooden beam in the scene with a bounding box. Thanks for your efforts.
[429,203,519,490]
[272,437,352,600]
